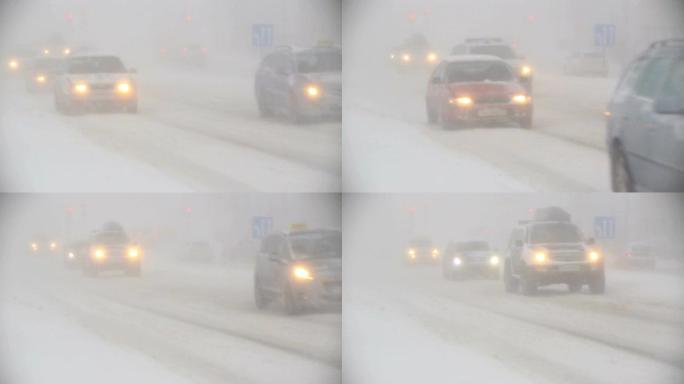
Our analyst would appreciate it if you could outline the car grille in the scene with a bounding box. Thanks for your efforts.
[90,83,115,91]
[551,251,584,262]
[476,95,510,104]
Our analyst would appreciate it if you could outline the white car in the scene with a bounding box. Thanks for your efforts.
[54,54,138,114]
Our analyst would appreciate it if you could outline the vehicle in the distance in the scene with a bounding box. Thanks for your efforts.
[606,39,684,192]
[54,54,138,114]
[24,57,64,93]
[389,33,439,70]
[442,240,500,280]
[63,240,89,269]
[617,242,656,269]
[404,236,440,265]
[255,44,342,123]
[83,222,142,277]
[451,38,533,91]
[563,51,609,77]
[502,207,605,295]
[426,55,533,128]
[254,229,341,315]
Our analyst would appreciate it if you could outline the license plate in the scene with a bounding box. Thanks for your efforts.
[558,264,581,272]
[477,108,507,117]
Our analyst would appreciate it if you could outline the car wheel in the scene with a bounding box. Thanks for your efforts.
[256,89,273,117]
[254,277,269,310]
[567,282,582,293]
[588,269,605,294]
[286,95,304,124]
[426,102,438,125]
[519,271,537,296]
[283,282,301,315]
[519,114,533,129]
[440,105,453,130]
[126,102,138,114]
[503,260,519,293]
[611,145,635,192]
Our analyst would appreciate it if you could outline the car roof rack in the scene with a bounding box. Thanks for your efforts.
[465,38,504,45]
[648,38,684,50]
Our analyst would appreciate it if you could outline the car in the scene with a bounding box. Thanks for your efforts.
[451,38,533,91]
[502,206,605,295]
[563,51,609,77]
[5,45,39,75]
[83,222,142,277]
[54,54,138,114]
[606,39,684,192]
[254,44,341,123]
[28,236,60,256]
[254,229,341,315]
[618,242,656,269]
[178,241,216,263]
[389,33,440,70]
[24,57,64,93]
[404,236,440,265]
[426,55,534,128]
[442,241,500,280]
[63,240,89,269]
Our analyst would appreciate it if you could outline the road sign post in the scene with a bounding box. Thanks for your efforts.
[252,24,274,49]
[593,216,616,239]
[252,216,273,239]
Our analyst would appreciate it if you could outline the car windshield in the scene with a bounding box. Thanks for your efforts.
[32,58,63,72]
[94,231,129,245]
[530,223,581,244]
[290,231,341,259]
[296,51,341,73]
[68,56,126,74]
[470,45,517,59]
[409,238,432,248]
[459,241,490,251]
[446,61,514,83]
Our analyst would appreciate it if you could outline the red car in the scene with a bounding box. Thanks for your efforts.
[426,55,533,129]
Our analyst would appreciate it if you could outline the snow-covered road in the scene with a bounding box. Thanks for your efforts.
[1,251,341,384]
[0,61,340,192]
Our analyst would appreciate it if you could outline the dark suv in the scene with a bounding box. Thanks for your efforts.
[254,45,341,123]
[607,39,684,192]
[254,229,341,315]
[83,222,142,277]
[502,207,605,295]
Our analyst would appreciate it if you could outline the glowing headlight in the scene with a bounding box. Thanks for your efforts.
[431,248,440,259]
[30,242,38,251]
[8,59,19,70]
[304,84,321,99]
[426,52,438,63]
[489,255,500,266]
[63,48,71,56]
[588,250,601,263]
[520,65,533,77]
[511,94,530,105]
[533,251,547,263]
[35,74,47,83]
[452,257,462,266]
[390,53,396,60]
[68,252,75,259]
[93,248,106,260]
[128,247,140,259]
[292,266,313,280]
[49,242,57,250]
[43,49,50,56]
[73,83,89,94]
[401,53,412,62]
[116,82,132,94]
[449,96,474,108]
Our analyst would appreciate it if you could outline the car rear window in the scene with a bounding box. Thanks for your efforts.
[446,61,514,83]
[296,51,341,73]
[68,56,126,74]
[470,45,516,59]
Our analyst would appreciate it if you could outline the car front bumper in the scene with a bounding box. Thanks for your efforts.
[445,103,532,124]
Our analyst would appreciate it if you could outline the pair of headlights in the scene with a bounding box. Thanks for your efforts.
[448,94,531,108]
[72,82,133,95]
[92,247,141,261]
[530,250,601,264]
[451,255,500,267]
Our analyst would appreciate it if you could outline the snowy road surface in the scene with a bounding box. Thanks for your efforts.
[344,61,616,192]
[0,252,341,384]
[0,61,341,192]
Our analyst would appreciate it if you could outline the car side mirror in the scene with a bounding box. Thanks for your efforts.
[586,238,596,245]
[128,68,138,74]
[654,96,684,115]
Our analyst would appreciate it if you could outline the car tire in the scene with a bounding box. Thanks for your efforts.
[611,144,635,192]
[283,282,301,315]
[519,114,533,129]
[588,269,605,294]
[286,94,304,124]
[254,277,269,310]
[519,270,537,296]
[83,265,97,277]
[256,90,273,118]
[503,260,519,293]
[426,103,438,125]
